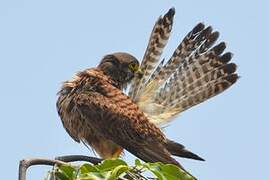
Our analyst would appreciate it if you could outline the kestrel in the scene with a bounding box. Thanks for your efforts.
[57,7,238,173]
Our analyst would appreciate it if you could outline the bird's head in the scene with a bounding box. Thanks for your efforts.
[98,52,141,89]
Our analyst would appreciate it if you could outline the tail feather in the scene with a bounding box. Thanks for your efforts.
[165,139,205,161]
[133,143,198,179]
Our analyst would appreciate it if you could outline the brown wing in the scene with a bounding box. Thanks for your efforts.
[57,89,81,143]
[57,74,125,159]
[73,80,181,166]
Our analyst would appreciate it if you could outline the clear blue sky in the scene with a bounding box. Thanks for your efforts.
[0,0,268,179]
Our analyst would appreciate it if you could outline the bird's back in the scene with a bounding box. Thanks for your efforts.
[56,68,124,158]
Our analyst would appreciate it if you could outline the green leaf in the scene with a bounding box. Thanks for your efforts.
[108,165,129,180]
[135,159,142,166]
[97,159,127,172]
[144,163,166,180]
[77,172,104,180]
[161,164,192,180]
[55,171,71,180]
[58,165,77,179]
[47,158,197,180]
[149,168,166,180]
[80,164,99,174]
[161,165,183,180]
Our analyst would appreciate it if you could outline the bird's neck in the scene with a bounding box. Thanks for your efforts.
[93,68,127,90]
[85,68,127,90]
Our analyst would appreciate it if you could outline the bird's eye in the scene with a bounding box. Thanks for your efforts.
[128,62,139,72]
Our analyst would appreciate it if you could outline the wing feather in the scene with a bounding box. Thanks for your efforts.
[129,8,175,101]
[75,82,183,166]
[130,21,238,125]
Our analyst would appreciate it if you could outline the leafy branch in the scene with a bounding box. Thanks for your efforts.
[18,155,102,180]
[19,156,196,180]
[47,159,195,180]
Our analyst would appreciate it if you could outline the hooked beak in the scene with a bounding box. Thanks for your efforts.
[135,68,143,79]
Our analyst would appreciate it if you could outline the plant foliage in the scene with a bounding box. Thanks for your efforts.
[47,159,195,180]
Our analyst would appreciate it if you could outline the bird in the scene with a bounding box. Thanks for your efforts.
[56,7,238,175]
[56,52,204,166]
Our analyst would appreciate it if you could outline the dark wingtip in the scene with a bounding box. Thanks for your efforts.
[209,31,220,42]
[204,31,219,49]
[198,26,212,40]
[182,149,205,161]
[225,73,239,84]
[193,155,205,161]
[166,140,205,161]
[220,52,234,63]
[223,63,237,74]
[193,22,205,34]
[163,8,175,25]
[213,42,226,55]
[168,7,176,17]
[204,26,213,35]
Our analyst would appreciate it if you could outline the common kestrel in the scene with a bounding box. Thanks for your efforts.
[57,8,238,175]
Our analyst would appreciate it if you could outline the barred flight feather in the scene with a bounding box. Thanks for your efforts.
[128,9,238,125]
[128,8,175,101]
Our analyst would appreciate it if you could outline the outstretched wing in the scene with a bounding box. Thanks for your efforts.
[130,20,238,125]
[74,81,181,166]
[128,8,175,102]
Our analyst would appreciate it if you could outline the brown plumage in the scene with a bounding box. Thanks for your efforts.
[57,8,238,178]
[57,53,204,176]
